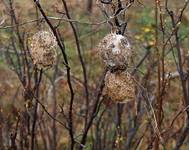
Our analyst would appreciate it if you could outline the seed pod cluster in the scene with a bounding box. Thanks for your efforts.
[98,33,135,103]
[30,31,57,69]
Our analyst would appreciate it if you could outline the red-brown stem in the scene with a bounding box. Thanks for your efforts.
[154,0,161,149]
[61,0,89,130]
[33,1,75,149]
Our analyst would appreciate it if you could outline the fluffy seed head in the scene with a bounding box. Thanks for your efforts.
[98,33,132,70]
[30,31,57,69]
[104,71,135,103]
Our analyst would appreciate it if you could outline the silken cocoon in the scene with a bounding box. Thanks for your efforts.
[30,31,57,69]
[98,33,132,70]
[104,71,135,103]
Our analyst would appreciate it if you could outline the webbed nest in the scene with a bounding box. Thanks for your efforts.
[98,33,133,70]
[104,71,135,103]
[30,31,57,69]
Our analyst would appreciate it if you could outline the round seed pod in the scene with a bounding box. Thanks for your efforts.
[104,71,135,103]
[98,33,132,70]
[30,31,57,69]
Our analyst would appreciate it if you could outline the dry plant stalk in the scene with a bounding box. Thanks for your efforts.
[104,71,135,103]
[98,33,132,70]
[30,31,57,69]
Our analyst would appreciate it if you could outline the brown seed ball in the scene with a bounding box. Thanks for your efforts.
[104,71,135,103]
[30,31,57,69]
[98,33,132,70]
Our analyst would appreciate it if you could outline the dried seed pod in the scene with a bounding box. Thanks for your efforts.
[104,71,135,103]
[98,33,132,70]
[30,31,57,69]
